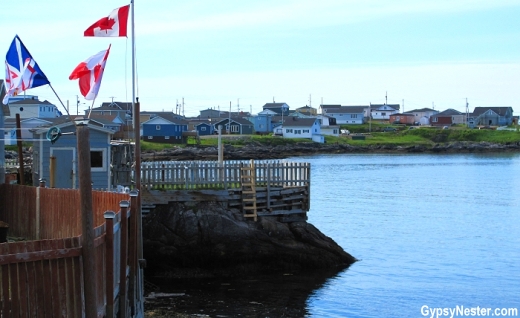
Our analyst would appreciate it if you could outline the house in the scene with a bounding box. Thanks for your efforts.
[5,96,61,119]
[212,117,254,135]
[369,103,400,121]
[32,119,114,189]
[389,113,415,125]
[295,105,317,116]
[141,113,189,143]
[404,108,439,125]
[282,117,322,141]
[253,113,276,135]
[5,117,53,145]
[323,106,365,124]
[472,107,514,126]
[430,109,466,126]
[320,104,342,115]
[0,80,9,184]
[262,103,290,116]
[87,101,132,125]
[195,122,215,136]
[317,115,340,137]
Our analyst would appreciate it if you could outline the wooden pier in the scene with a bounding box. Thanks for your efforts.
[138,160,311,222]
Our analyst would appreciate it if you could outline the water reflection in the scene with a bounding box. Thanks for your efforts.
[145,266,350,317]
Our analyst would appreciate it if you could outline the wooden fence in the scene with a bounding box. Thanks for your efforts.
[0,184,144,317]
[0,185,128,240]
[141,160,311,190]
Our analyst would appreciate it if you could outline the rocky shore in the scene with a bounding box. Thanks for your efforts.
[142,140,520,161]
[143,201,356,278]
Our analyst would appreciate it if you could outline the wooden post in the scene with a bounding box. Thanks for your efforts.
[104,211,116,318]
[76,121,98,318]
[128,191,138,314]
[49,156,56,188]
[119,200,130,318]
[15,114,24,185]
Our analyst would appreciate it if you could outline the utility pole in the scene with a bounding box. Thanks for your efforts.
[76,95,80,116]
[466,98,469,128]
[228,101,231,134]
[369,103,372,133]
[182,97,185,117]
[402,99,404,114]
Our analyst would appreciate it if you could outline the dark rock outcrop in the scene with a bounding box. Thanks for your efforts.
[142,201,356,277]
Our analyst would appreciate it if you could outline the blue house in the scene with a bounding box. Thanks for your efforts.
[213,117,254,135]
[141,113,189,143]
[0,80,9,184]
[32,119,114,189]
[195,122,214,136]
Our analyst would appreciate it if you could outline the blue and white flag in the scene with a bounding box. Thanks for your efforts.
[3,35,49,104]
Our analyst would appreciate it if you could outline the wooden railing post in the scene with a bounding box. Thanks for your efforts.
[104,211,116,318]
[119,200,130,318]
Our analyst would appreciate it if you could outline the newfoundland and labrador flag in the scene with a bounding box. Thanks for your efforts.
[84,5,130,37]
[3,35,50,104]
[69,45,111,100]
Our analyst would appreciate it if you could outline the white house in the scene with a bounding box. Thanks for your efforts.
[317,115,340,137]
[404,108,439,125]
[369,103,400,120]
[6,96,61,119]
[282,117,321,139]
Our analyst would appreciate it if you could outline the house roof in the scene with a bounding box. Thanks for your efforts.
[472,107,512,116]
[326,106,365,114]
[405,108,436,113]
[143,113,189,125]
[33,118,115,135]
[282,117,317,127]
[320,104,342,109]
[370,103,400,110]
[8,98,54,105]
[94,102,133,112]
[433,108,463,116]
[263,103,288,109]
[390,113,414,117]
[212,117,253,126]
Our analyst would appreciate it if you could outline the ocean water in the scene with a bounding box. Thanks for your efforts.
[148,153,520,317]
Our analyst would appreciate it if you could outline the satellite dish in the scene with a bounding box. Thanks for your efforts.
[46,126,61,144]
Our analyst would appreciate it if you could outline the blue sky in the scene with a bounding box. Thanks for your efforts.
[1,0,519,117]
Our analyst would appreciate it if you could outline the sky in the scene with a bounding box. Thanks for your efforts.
[1,0,520,117]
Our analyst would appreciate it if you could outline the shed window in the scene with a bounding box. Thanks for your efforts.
[90,149,107,172]
[201,127,207,131]
[165,136,170,139]
[156,125,161,130]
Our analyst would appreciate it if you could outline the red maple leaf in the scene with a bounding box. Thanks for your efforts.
[97,17,116,32]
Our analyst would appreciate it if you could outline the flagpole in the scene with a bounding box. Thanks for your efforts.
[48,84,72,119]
[131,0,136,128]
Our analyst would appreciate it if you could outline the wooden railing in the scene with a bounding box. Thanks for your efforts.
[0,184,143,317]
[141,160,311,190]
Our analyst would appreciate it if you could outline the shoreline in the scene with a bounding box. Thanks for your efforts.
[142,141,520,161]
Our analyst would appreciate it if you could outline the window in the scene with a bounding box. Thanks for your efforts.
[382,112,386,116]
[148,136,153,139]
[90,149,106,172]
[303,129,309,133]
[201,127,207,131]
[156,125,161,130]
[286,129,293,133]
[165,136,170,139]
[333,129,338,134]
[351,114,357,118]
[432,117,438,122]
[295,130,301,134]
[231,125,239,132]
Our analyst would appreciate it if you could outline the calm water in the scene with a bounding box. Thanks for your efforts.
[150,153,520,317]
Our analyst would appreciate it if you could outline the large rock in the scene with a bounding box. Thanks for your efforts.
[142,201,356,277]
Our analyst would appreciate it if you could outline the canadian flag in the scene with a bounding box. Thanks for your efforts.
[84,5,130,37]
[69,45,111,100]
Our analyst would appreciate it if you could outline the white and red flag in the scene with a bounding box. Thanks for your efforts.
[69,45,111,100]
[84,5,130,37]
